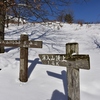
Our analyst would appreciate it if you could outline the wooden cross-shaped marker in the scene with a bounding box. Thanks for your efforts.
[39,43,90,100]
[0,34,42,82]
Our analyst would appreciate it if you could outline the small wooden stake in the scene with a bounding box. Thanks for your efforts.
[19,34,28,82]
[66,43,80,100]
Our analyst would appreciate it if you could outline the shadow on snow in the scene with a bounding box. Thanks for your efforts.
[15,58,41,78]
[47,70,68,100]
[16,57,68,100]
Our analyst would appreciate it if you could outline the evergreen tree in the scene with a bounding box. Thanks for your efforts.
[64,14,73,23]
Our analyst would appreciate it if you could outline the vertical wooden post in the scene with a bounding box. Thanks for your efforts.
[0,0,6,53]
[0,32,4,53]
[66,43,80,100]
[19,34,28,82]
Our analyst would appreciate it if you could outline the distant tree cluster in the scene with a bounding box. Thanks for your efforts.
[57,9,74,24]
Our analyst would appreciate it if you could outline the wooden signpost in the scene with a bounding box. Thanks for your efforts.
[0,34,42,82]
[39,43,90,100]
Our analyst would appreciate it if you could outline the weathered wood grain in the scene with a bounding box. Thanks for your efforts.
[0,40,42,48]
[66,43,80,100]
[19,35,28,82]
[0,34,42,82]
[39,54,90,69]
[39,42,90,100]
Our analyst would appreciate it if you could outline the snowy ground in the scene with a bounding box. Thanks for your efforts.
[0,22,100,100]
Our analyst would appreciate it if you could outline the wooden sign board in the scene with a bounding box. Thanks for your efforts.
[0,34,42,82]
[0,40,42,48]
[39,54,90,69]
[39,43,90,100]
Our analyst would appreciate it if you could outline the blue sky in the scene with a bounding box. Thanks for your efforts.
[69,0,100,22]
[23,0,100,23]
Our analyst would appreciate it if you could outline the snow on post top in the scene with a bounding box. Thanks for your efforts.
[69,39,76,43]
[21,32,28,35]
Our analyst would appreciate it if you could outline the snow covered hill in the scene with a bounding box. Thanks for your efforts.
[0,22,100,100]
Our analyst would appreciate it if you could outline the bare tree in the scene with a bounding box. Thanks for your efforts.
[0,0,89,53]
[6,0,88,22]
[57,10,66,22]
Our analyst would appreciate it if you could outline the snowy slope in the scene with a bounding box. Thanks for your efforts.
[0,22,100,100]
